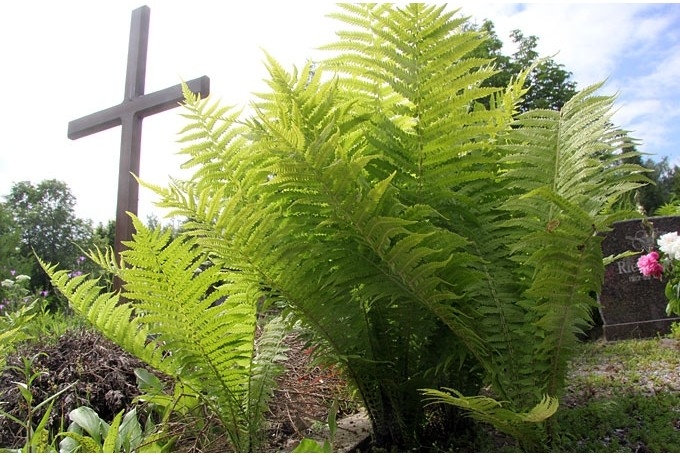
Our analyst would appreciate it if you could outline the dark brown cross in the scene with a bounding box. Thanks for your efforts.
[67,5,209,267]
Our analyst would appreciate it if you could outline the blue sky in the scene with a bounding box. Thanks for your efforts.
[1,2,679,225]
[467,3,680,167]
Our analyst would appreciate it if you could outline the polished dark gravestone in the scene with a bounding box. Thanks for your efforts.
[599,216,680,340]
[68,5,209,271]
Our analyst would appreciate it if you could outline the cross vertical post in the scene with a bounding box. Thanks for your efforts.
[117,5,147,267]
[67,5,210,289]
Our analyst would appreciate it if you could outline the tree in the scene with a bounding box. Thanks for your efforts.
[509,29,578,111]
[0,204,33,280]
[91,219,116,252]
[470,20,577,112]
[617,144,680,216]
[642,157,680,214]
[468,20,513,92]
[4,180,93,292]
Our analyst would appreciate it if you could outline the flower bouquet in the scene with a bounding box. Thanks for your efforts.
[637,231,680,316]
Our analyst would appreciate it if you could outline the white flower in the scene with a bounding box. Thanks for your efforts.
[658,232,680,260]
[14,274,31,283]
[1,279,13,287]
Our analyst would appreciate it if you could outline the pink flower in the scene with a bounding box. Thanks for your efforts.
[637,251,664,279]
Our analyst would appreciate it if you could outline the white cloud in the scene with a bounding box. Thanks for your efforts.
[460,3,680,163]
[626,44,680,97]
[485,4,649,86]
[615,99,663,126]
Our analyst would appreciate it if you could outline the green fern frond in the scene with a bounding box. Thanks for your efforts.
[38,260,174,374]
[246,314,289,446]
[491,82,647,402]
[655,202,680,216]
[160,5,516,446]
[128,3,649,450]
[322,4,522,222]
[421,387,558,447]
[41,215,288,452]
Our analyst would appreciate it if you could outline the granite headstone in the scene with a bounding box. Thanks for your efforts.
[599,216,680,340]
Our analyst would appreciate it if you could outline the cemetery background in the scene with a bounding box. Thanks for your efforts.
[0,3,679,226]
[1,2,680,452]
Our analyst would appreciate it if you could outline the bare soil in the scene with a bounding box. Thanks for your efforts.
[0,328,358,452]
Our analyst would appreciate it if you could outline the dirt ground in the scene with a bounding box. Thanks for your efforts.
[0,328,358,452]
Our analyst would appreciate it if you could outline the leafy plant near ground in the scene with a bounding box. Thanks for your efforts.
[0,354,76,452]
[671,321,680,340]
[0,304,35,370]
[1,271,85,366]
[40,219,289,452]
[58,405,175,453]
[45,3,647,451]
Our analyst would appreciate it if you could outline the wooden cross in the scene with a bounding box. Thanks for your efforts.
[67,5,209,268]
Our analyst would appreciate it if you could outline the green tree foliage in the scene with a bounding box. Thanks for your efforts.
[91,219,116,252]
[0,204,32,279]
[509,29,577,111]
[470,20,577,112]
[46,3,647,450]
[612,137,680,216]
[3,180,93,292]
[636,155,680,215]
[467,20,513,93]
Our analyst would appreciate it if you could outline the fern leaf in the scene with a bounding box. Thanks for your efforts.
[41,214,288,451]
[39,261,173,373]
[494,82,648,401]
[421,387,558,446]
[246,314,289,447]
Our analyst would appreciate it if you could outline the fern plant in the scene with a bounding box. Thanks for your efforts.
[40,217,288,452]
[146,3,648,449]
[655,200,680,216]
[48,3,648,450]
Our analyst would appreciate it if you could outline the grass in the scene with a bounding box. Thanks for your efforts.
[548,336,680,452]
[568,337,680,395]
[464,335,680,452]
[551,392,680,452]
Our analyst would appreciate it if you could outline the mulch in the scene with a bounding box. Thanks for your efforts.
[0,328,356,452]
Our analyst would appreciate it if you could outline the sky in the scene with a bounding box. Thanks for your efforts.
[1,2,679,226]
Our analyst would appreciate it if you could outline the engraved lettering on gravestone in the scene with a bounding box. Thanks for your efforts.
[625,228,656,252]
[599,217,680,340]
[67,5,210,274]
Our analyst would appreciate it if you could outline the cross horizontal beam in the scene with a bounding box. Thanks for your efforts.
[68,76,209,140]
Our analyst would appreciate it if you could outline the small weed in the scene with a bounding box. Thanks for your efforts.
[0,354,76,452]
[670,321,680,341]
